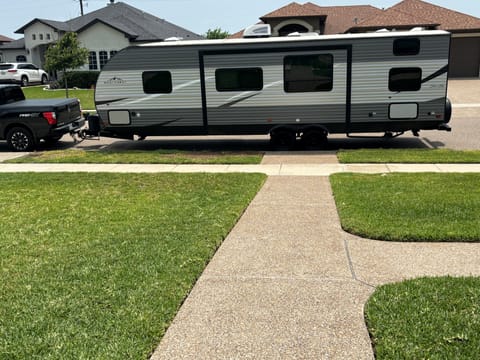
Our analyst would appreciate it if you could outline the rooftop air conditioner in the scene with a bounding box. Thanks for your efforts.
[243,24,271,38]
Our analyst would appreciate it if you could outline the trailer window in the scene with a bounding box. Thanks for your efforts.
[393,38,420,56]
[284,54,333,93]
[389,68,422,92]
[142,71,172,94]
[215,68,263,92]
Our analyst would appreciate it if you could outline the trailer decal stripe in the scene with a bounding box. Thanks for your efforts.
[421,65,448,84]
[96,98,128,106]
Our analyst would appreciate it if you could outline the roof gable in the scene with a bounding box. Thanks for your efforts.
[260,2,382,34]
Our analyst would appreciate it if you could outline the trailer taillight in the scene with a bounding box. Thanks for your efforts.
[42,112,57,125]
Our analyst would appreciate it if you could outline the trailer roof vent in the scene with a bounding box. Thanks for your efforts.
[164,37,183,42]
[410,27,425,32]
[243,24,271,38]
[287,32,319,37]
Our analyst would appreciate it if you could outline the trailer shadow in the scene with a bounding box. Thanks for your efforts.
[0,134,434,153]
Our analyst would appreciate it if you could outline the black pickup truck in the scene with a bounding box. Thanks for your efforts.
[0,84,85,151]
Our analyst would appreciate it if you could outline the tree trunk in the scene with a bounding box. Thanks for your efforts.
[64,69,69,98]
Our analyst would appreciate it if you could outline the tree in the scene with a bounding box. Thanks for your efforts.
[44,32,89,97]
[205,28,230,39]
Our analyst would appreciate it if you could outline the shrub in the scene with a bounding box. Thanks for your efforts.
[59,71,100,89]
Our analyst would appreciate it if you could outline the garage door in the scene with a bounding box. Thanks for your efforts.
[449,37,480,78]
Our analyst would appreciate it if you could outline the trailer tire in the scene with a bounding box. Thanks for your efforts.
[6,126,35,151]
[301,128,328,150]
[270,128,296,150]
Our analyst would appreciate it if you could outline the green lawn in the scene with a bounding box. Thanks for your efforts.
[366,276,480,359]
[337,148,480,163]
[0,172,265,359]
[330,173,480,241]
[23,85,95,110]
[7,149,263,164]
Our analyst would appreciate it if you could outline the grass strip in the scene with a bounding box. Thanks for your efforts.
[337,149,480,163]
[366,276,480,359]
[0,172,265,359]
[330,173,480,241]
[7,149,263,164]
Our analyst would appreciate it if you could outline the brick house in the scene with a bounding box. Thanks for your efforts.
[232,0,480,77]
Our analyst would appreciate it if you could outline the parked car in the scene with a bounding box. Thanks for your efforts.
[0,63,49,87]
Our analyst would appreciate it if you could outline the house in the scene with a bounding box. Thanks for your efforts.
[0,38,26,63]
[0,1,202,71]
[0,35,13,45]
[231,0,480,77]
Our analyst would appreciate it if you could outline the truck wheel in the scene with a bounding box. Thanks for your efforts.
[6,127,35,151]
[270,128,296,150]
[21,76,29,87]
[41,74,48,85]
[301,128,328,150]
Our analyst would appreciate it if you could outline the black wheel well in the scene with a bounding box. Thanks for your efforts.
[4,123,33,139]
[300,125,329,136]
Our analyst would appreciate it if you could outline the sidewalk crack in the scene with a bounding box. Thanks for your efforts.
[344,239,376,289]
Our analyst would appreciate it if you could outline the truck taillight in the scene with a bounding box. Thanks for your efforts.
[42,112,57,125]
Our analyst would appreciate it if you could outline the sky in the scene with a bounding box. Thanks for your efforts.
[1,0,480,39]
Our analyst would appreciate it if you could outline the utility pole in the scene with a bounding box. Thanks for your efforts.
[76,0,85,16]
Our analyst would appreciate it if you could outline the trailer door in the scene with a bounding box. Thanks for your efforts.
[201,47,350,132]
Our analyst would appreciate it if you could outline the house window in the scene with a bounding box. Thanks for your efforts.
[32,34,36,41]
[99,51,109,69]
[46,34,51,40]
[389,68,422,92]
[215,68,263,92]
[284,54,333,92]
[393,38,420,56]
[142,71,172,94]
[88,51,98,70]
[16,55,26,62]
[39,34,44,41]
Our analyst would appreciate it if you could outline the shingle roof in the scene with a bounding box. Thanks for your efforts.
[390,0,480,32]
[0,38,25,50]
[260,2,382,34]
[15,2,202,41]
[0,35,13,43]
[349,7,439,32]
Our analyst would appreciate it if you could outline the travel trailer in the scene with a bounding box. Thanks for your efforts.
[94,29,452,148]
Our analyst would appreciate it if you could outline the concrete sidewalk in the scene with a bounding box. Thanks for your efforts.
[151,176,480,359]
[1,162,480,175]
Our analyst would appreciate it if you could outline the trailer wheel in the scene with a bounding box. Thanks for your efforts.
[301,128,328,150]
[270,128,296,150]
[6,127,35,151]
